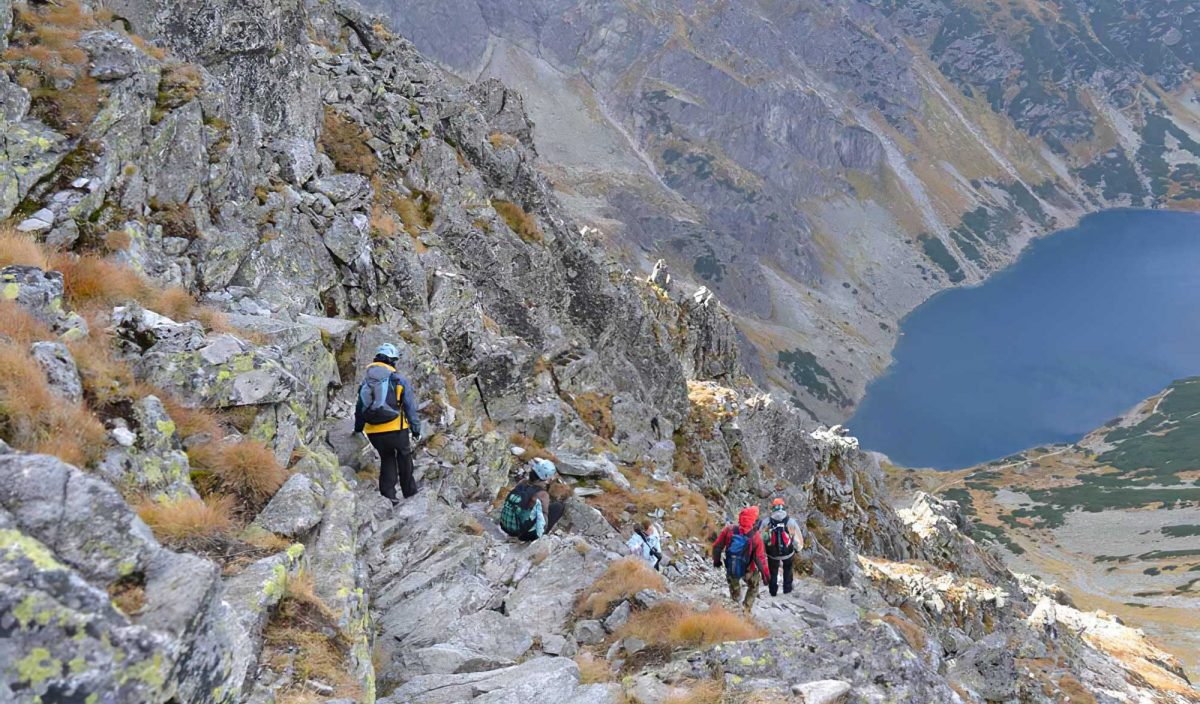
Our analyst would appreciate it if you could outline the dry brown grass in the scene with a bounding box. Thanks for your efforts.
[158,394,222,442]
[0,300,52,346]
[264,570,360,701]
[102,229,132,252]
[66,327,135,406]
[576,557,667,619]
[491,200,543,244]
[243,529,294,553]
[47,251,149,310]
[107,574,146,616]
[619,602,766,651]
[369,202,401,238]
[509,433,559,464]
[188,438,287,510]
[321,107,377,176]
[574,653,614,684]
[570,392,614,440]
[155,63,203,112]
[148,200,200,241]
[0,227,50,269]
[488,131,519,149]
[664,679,725,704]
[136,495,236,542]
[587,467,714,542]
[6,0,105,136]
[393,196,432,237]
[0,341,107,466]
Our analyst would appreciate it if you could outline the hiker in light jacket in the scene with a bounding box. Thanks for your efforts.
[627,519,663,570]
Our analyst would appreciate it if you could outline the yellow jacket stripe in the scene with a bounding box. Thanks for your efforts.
[364,362,410,434]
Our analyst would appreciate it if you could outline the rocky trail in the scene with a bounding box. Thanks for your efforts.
[0,0,1198,702]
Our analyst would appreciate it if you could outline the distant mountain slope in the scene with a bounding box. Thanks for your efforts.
[894,377,1200,679]
[367,0,1200,420]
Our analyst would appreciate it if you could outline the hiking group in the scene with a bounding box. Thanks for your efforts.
[356,342,568,541]
[356,343,803,588]
[712,497,803,612]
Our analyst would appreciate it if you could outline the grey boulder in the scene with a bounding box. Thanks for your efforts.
[29,341,83,402]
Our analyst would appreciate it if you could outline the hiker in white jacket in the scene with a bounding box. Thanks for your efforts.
[626,520,662,570]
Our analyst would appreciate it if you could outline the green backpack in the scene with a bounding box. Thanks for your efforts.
[499,483,541,536]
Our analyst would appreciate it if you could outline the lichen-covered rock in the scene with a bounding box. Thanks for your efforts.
[706,620,962,703]
[0,122,66,218]
[1,267,88,340]
[219,544,306,696]
[947,632,1018,701]
[250,473,324,538]
[0,449,254,704]
[381,656,599,704]
[96,395,196,499]
[29,341,82,403]
[115,307,308,410]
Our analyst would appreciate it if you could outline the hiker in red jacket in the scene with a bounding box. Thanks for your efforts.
[712,505,770,613]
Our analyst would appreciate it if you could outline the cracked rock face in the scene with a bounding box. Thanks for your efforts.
[0,1,1196,703]
[368,0,1200,421]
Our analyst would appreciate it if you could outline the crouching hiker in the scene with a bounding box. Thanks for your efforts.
[499,458,565,541]
[354,343,422,506]
[712,506,769,613]
[627,520,663,570]
[765,497,803,597]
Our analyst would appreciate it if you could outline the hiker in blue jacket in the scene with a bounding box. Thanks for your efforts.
[354,343,421,504]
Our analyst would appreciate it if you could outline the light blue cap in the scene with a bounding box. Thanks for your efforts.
[531,458,557,480]
[376,343,400,359]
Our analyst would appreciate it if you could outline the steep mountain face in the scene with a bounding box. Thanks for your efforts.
[362,0,1200,420]
[1,1,1198,703]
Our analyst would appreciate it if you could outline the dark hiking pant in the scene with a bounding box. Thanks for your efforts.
[768,554,794,596]
[518,501,565,541]
[368,429,415,500]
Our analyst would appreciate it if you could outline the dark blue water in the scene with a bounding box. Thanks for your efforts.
[849,209,1200,470]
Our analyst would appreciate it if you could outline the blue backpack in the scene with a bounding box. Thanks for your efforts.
[725,529,754,579]
[359,368,400,425]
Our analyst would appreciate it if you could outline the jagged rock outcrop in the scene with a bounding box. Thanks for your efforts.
[0,1,1195,703]
[365,0,1200,421]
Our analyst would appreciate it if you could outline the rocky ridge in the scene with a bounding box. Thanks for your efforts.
[0,1,1196,702]
[362,0,1200,420]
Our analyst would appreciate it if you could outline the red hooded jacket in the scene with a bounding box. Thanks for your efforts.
[712,506,769,577]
